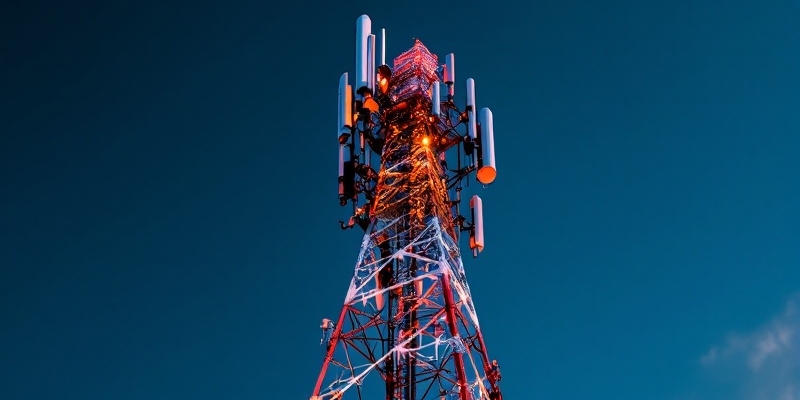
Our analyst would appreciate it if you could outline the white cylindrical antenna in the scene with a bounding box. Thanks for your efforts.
[367,34,376,93]
[432,81,441,115]
[344,84,352,127]
[355,15,371,94]
[380,28,386,66]
[338,73,352,199]
[466,78,477,140]
[470,195,485,254]
[466,78,476,110]
[444,53,455,84]
[337,74,343,133]
[445,53,455,97]
[477,107,496,185]
[338,73,352,133]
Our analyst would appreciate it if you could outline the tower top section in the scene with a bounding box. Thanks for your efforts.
[390,40,439,104]
[336,14,498,256]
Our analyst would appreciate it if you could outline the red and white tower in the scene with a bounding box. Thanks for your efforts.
[312,15,502,400]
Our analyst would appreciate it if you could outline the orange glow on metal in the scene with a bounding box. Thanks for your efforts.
[371,40,455,236]
[378,76,389,94]
[364,97,380,113]
[477,167,497,185]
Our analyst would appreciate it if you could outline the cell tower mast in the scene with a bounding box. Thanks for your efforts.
[311,14,502,400]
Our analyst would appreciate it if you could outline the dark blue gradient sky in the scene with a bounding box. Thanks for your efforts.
[2,1,800,399]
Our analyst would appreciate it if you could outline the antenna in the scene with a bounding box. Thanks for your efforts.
[477,107,497,185]
[470,194,485,257]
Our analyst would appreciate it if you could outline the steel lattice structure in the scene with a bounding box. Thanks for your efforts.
[311,15,502,400]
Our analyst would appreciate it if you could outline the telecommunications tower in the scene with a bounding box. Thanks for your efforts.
[311,14,502,400]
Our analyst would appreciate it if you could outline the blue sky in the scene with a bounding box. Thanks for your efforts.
[1,1,799,399]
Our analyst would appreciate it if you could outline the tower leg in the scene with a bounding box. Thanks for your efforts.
[441,274,470,400]
[313,305,349,398]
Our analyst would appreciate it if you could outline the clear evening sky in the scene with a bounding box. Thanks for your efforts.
[1,1,799,399]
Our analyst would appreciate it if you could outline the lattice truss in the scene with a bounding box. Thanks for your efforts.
[314,216,497,400]
[313,40,501,400]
